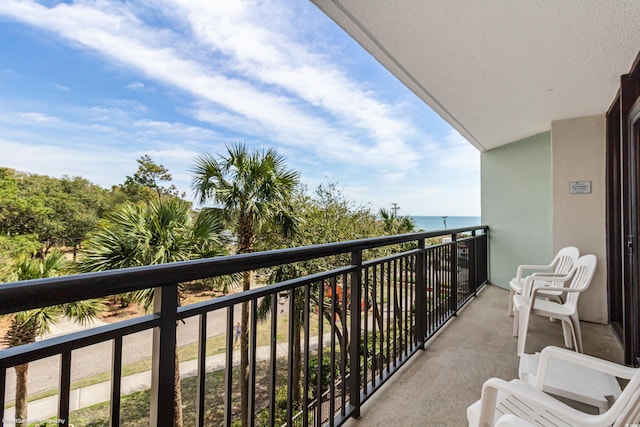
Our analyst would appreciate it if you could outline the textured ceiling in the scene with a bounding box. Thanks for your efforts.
[313,0,640,151]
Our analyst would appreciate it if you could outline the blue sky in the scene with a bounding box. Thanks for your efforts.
[0,0,480,216]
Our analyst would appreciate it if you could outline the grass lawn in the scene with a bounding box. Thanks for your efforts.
[60,358,292,426]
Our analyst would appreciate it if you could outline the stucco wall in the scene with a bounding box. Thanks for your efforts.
[481,132,553,289]
[551,114,607,324]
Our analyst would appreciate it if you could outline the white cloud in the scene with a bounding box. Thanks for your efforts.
[126,81,156,93]
[169,0,421,168]
[0,0,426,174]
[49,82,70,91]
[0,0,480,215]
[17,112,59,122]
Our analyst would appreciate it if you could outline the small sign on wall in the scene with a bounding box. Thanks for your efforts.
[569,181,592,194]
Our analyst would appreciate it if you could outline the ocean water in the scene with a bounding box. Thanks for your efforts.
[411,216,481,232]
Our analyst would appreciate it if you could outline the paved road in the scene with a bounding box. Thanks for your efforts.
[3,303,245,401]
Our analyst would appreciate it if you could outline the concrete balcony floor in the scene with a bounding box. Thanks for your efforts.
[344,284,624,427]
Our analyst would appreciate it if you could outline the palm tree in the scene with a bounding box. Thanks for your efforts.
[191,143,300,426]
[3,251,103,427]
[379,208,416,235]
[81,197,226,426]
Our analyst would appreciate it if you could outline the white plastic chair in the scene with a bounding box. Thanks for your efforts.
[512,254,596,356]
[507,246,579,315]
[518,351,622,413]
[467,346,640,427]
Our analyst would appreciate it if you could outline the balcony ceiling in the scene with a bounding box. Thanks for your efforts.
[312,1,640,151]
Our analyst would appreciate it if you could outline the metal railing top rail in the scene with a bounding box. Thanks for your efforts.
[0,226,488,315]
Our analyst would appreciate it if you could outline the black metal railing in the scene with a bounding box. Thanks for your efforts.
[0,226,488,427]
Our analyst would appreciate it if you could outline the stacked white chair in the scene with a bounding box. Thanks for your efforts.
[512,254,597,356]
[507,246,579,316]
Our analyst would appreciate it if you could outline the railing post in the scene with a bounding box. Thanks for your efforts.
[0,367,5,426]
[150,285,178,427]
[415,239,427,349]
[470,230,477,296]
[450,234,458,315]
[349,249,362,418]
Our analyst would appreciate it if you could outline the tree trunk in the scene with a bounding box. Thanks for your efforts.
[174,350,183,427]
[15,363,28,427]
[322,309,345,349]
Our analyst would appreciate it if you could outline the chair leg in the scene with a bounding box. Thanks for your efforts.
[561,320,573,348]
[507,289,514,316]
[548,295,562,322]
[512,306,519,337]
[517,309,530,356]
[570,314,583,353]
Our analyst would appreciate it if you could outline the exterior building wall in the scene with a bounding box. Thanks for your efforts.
[481,132,553,289]
[551,114,607,324]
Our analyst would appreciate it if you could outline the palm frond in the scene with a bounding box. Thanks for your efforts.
[62,299,105,326]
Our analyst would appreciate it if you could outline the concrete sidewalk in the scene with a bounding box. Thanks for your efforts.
[3,336,330,424]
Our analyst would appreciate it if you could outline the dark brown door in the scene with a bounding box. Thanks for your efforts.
[607,59,640,367]
[625,102,640,366]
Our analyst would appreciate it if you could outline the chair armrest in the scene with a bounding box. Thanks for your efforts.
[523,270,574,296]
[529,284,586,301]
[536,346,638,388]
[529,272,567,277]
[479,378,598,426]
[515,263,553,282]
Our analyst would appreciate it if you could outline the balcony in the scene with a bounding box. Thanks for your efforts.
[0,226,621,426]
[342,284,623,426]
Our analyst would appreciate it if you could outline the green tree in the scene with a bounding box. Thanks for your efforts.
[0,234,41,282]
[0,168,114,257]
[57,176,113,258]
[81,198,226,426]
[0,168,50,238]
[191,143,300,426]
[120,155,183,201]
[2,251,103,427]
